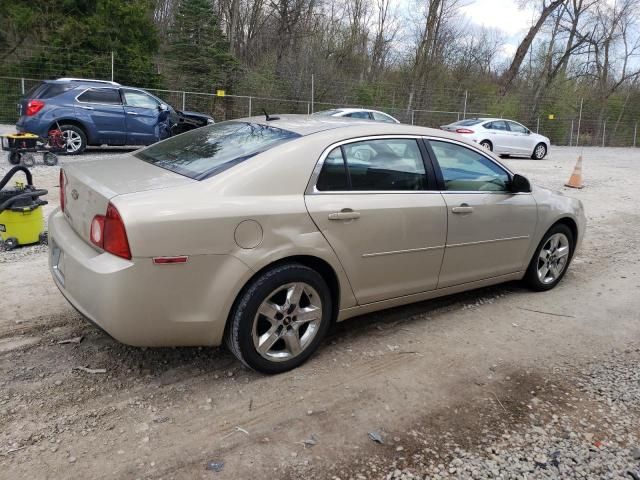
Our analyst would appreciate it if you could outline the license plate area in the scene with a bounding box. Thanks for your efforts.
[52,243,65,286]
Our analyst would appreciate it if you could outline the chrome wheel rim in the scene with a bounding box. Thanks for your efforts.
[537,233,570,284]
[252,282,323,362]
[535,144,546,158]
[62,130,82,153]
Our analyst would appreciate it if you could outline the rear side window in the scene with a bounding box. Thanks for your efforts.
[135,122,301,180]
[485,121,508,131]
[345,111,371,119]
[315,138,427,191]
[77,88,122,104]
[26,83,74,99]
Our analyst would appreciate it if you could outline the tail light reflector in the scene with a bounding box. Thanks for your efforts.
[455,128,475,134]
[90,203,131,260]
[26,100,45,116]
[59,169,66,212]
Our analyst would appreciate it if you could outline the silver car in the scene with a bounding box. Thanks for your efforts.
[49,115,585,373]
[313,108,400,123]
[441,118,550,159]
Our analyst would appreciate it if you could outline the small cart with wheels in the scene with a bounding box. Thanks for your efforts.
[1,130,65,167]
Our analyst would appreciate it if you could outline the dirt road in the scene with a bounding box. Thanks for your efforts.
[1,146,639,479]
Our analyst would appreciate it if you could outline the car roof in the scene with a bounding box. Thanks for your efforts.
[44,78,122,87]
[238,114,463,140]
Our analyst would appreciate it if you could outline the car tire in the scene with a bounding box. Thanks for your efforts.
[43,152,58,166]
[531,143,547,160]
[480,140,493,151]
[225,263,332,374]
[524,223,574,291]
[59,125,87,155]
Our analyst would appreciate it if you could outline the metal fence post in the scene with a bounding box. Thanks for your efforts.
[634,122,638,148]
[248,96,252,117]
[576,98,583,147]
[569,119,574,147]
[20,78,25,95]
[182,91,186,111]
[536,116,540,134]
[111,51,114,82]
[411,110,415,125]
[463,90,468,119]
[310,74,314,114]
[602,120,606,147]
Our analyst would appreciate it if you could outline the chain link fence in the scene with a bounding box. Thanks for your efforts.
[1,74,638,148]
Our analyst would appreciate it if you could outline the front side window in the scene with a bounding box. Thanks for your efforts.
[123,90,160,109]
[315,138,427,191]
[371,112,396,123]
[77,88,122,105]
[429,140,509,192]
[507,121,528,133]
[135,121,300,180]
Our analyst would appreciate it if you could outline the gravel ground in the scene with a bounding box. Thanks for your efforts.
[1,134,639,479]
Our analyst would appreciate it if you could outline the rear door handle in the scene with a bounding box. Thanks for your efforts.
[78,105,94,110]
[328,208,360,220]
[452,204,473,214]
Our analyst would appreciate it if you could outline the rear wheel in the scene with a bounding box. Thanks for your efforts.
[43,152,58,166]
[59,125,87,154]
[21,153,35,167]
[480,140,492,151]
[532,143,547,160]
[225,263,332,374]
[524,224,574,291]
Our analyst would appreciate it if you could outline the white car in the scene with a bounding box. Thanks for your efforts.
[313,108,400,124]
[440,118,550,159]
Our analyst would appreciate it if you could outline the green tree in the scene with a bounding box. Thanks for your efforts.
[165,0,238,92]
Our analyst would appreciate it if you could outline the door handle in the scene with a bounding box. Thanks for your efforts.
[78,106,94,110]
[452,204,474,214]
[126,111,139,115]
[328,208,360,220]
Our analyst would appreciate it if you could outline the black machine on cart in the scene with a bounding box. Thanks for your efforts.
[1,129,66,166]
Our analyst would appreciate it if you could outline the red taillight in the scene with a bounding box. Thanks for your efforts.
[90,203,131,260]
[455,128,475,134]
[26,100,45,116]
[59,169,66,212]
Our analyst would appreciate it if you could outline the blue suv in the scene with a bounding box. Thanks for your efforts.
[16,78,214,154]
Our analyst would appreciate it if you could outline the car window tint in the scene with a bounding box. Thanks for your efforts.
[123,90,159,109]
[135,121,300,180]
[38,84,75,99]
[77,88,122,105]
[455,119,483,126]
[342,139,427,191]
[507,121,527,133]
[485,121,508,131]
[429,140,509,192]
[371,112,396,123]
[316,147,348,191]
[345,111,371,119]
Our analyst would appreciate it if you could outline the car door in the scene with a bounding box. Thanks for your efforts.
[305,137,447,304]
[426,139,538,288]
[74,87,126,145]
[505,121,534,155]
[483,121,510,153]
[121,89,164,145]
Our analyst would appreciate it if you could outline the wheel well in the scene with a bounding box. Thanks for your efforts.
[480,139,493,149]
[49,119,88,139]
[554,217,578,245]
[231,255,341,324]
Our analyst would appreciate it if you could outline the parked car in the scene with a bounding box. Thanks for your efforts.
[49,115,585,373]
[440,118,550,159]
[313,108,400,123]
[16,78,214,154]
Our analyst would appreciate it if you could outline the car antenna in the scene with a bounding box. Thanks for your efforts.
[263,109,279,121]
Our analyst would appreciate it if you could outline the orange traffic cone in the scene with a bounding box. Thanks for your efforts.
[565,155,584,189]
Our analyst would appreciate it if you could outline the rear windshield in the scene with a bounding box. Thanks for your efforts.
[453,119,483,126]
[313,109,340,116]
[135,122,301,180]
[26,82,75,99]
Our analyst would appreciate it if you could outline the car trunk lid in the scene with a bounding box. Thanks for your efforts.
[61,154,194,244]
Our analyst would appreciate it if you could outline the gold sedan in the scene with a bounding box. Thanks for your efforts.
[49,115,585,373]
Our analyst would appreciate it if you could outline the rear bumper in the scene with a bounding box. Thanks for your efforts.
[16,116,48,137]
[48,208,252,347]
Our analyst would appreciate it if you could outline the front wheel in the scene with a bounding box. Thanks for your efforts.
[524,224,574,291]
[225,263,332,374]
[532,143,547,160]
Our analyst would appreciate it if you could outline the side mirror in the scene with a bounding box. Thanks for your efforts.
[525,129,531,135]
[510,173,531,193]
[158,104,169,112]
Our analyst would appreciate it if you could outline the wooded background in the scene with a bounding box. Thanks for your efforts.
[1,0,640,146]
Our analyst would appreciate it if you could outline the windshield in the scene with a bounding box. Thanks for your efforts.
[135,121,300,180]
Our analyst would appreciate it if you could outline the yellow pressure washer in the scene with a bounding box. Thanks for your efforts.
[0,166,48,250]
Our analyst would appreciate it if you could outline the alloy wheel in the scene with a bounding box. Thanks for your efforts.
[537,233,570,284]
[534,144,546,159]
[62,130,83,153]
[252,282,323,362]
